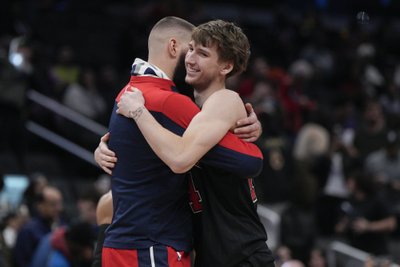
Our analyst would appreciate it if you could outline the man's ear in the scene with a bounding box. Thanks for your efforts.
[168,38,178,58]
[220,61,234,76]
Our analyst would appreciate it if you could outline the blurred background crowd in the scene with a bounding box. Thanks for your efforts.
[1,0,400,266]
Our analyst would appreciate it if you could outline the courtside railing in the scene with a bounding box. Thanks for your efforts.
[257,204,281,251]
[327,241,400,267]
[26,89,107,167]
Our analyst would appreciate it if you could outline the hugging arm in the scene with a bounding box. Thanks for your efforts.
[116,88,263,176]
[94,90,263,176]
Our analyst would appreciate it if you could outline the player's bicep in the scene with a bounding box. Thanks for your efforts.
[196,92,263,177]
[173,91,248,171]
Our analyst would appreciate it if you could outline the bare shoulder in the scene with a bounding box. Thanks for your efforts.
[213,88,240,99]
[202,89,246,124]
[205,89,243,107]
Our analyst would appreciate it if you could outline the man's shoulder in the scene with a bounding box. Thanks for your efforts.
[202,89,245,121]
[23,217,43,228]
[205,89,242,108]
[210,89,240,100]
[17,217,46,237]
[142,89,199,126]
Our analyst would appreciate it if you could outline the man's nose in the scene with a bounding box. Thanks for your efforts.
[185,52,195,63]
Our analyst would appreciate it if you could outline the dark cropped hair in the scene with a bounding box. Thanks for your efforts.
[151,16,195,34]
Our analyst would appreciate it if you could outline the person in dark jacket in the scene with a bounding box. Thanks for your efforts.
[30,220,96,267]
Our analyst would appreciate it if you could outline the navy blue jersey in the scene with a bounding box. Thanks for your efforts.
[104,76,264,253]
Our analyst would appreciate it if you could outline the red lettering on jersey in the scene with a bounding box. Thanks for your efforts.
[188,173,203,213]
[248,178,257,203]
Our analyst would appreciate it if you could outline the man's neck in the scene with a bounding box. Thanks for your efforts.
[193,80,225,107]
[148,57,175,80]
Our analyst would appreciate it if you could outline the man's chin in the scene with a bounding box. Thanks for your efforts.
[185,76,197,86]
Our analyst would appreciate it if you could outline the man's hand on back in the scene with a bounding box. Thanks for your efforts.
[234,103,262,142]
[94,132,117,175]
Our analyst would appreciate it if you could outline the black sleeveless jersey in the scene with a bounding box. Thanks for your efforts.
[190,165,275,267]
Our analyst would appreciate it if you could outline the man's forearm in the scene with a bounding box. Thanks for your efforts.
[367,217,397,232]
[129,106,145,121]
[129,105,192,172]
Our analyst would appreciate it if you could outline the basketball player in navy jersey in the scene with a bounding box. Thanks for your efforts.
[98,17,267,267]
[115,20,275,267]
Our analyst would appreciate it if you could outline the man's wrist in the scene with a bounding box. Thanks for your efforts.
[129,106,145,121]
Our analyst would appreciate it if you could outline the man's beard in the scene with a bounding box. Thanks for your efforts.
[174,53,194,99]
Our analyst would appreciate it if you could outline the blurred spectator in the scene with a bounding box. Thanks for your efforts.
[76,187,100,226]
[0,211,28,267]
[274,245,292,267]
[278,59,317,135]
[14,185,64,267]
[247,78,285,136]
[364,130,400,235]
[2,211,26,247]
[348,99,388,161]
[0,173,5,216]
[308,247,327,267]
[331,99,359,149]
[255,134,294,203]
[59,67,107,150]
[300,37,335,84]
[97,64,123,118]
[365,130,400,186]
[293,122,330,162]
[251,77,291,204]
[281,259,305,267]
[355,43,385,97]
[364,257,393,267]
[0,36,29,171]
[94,174,111,196]
[21,173,48,217]
[28,40,56,97]
[280,203,316,264]
[62,68,107,121]
[30,220,96,267]
[8,36,34,76]
[379,65,400,129]
[335,172,397,256]
[314,126,357,236]
[50,45,80,99]
[292,121,330,208]
[237,56,270,99]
